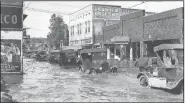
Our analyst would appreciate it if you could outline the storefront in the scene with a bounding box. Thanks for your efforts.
[1,1,24,73]
[103,36,129,61]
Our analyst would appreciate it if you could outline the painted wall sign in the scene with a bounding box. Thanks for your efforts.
[1,6,23,29]
[1,1,23,7]
[1,31,23,73]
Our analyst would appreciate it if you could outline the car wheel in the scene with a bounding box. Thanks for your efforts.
[91,69,97,75]
[113,67,118,73]
[139,75,148,87]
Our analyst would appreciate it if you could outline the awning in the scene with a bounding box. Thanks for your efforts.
[61,49,76,53]
[80,48,106,54]
[103,36,129,45]
[62,45,82,50]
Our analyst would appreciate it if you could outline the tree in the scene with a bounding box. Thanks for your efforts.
[47,14,69,49]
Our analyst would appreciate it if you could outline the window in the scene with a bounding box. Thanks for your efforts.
[71,26,73,36]
[88,21,90,32]
[85,21,87,33]
[80,23,82,34]
[115,8,119,12]
[71,26,74,35]
[102,7,105,11]
[98,7,102,11]
[77,24,79,35]
[105,8,110,12]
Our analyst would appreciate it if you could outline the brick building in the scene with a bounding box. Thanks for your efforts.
[103,7,183,61]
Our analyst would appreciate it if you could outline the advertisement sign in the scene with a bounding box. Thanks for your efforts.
[1,1,23,7]
[1,31,22,72]
[1,6,23,29]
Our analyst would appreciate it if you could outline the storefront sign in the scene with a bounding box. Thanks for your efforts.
[1,6,23,29]
[1,31,22,73]
[85,38,92,44]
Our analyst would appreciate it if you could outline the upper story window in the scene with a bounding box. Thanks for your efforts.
[85,21,87,33]
[71,26,74,36]
[98,7,102,11]
[88,21,90,32]
[77,24,79,35]
[79,23,82,34]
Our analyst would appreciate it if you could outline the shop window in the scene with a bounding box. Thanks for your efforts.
[116,48,120,57]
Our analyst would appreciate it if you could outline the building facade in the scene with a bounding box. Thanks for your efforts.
[103,7,183,62]
[68,4,144,48]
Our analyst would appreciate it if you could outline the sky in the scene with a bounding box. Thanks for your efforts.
[23,1,183,38]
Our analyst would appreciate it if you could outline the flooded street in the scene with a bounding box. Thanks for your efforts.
[7,59,183,102]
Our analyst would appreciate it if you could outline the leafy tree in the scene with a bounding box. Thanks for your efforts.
[47,14,69,49]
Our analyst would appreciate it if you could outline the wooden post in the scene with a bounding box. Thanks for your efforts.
[140,41,144,57]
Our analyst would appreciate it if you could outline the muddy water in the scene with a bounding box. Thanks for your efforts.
[8,59,183,102]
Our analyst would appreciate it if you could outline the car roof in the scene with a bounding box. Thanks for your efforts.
[80,48,106,54]
[154,44,183,52]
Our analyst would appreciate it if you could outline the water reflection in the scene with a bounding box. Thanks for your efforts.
[7,59,183,102]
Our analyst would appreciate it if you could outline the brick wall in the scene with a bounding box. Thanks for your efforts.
[143,7,183,41]
[121,10,145,42]
[103,23,122,42]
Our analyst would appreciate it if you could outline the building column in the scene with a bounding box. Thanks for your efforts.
[107,46,110,59]
[130,44,133,60]
[140,41,144,57]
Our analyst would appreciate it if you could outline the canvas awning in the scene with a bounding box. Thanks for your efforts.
[80,48,106,54]
[103,36,129,45]
[62,45,82,50]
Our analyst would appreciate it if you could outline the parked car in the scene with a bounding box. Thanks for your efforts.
[35,50,49,61]
[136,44,183,94]
[59,49,79,66]
[78,48,118,75]
[48,50,60,64]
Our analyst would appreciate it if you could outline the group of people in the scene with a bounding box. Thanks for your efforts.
[1,42,20,64]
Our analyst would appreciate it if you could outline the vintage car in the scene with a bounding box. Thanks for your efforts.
[136,44,183,94]
[78,48,118,75]
[35,50,49,61]
[48,50,60,64]
[59,49,79,66]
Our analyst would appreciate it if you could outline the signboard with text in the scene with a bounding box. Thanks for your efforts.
[1,6,23,29]
[1,31,23,73]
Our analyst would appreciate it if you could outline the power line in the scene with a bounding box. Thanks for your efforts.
[128,1,147,9]
[24,2,31,10]
[25,7,70,15]
[26,27,49,31]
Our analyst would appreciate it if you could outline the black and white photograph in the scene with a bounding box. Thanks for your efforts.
[1,0,184,102]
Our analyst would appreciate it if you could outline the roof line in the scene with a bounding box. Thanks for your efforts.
[69,4,92,15]
[69,4,121,16]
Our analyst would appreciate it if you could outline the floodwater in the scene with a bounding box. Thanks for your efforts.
[7,59,183,102]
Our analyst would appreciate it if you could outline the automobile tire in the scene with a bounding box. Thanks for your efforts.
[139,75,148,87]
[113,67,118,73]
[91,69,97,75]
